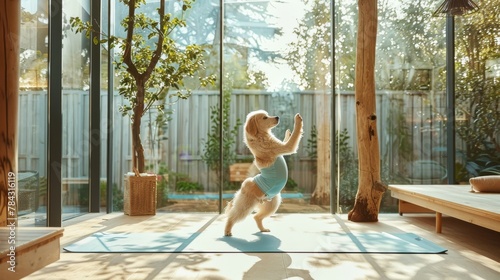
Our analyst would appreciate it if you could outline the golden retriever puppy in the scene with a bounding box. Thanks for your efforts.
[224,110,303,236]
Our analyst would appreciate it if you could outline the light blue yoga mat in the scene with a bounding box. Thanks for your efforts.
[167,193,303,200]
[64,215,447,254]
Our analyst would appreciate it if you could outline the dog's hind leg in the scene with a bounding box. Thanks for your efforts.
[224,183,260,236]
[225,200,256,236]
[254,193,282,232]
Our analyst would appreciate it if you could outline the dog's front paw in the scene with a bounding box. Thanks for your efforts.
[295,113,303,123]
[294,113,303,130]
[224,231,233,237]
[260,228,270,233]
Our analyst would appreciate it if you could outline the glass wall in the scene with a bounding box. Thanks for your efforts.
[108,0,499,215]
[335,0,449,213]
[60,0,91,219]
[18,0,49,226]
[99,0,333,213]
[454,1,500,182]
[170,0,500,214]
[18,0,92,225]
[220,0,333,213]
[334,0,500,213]
[16,0,499,221]
[102,0,222,212]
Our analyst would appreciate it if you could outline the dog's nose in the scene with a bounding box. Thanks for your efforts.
[275,116,279,121]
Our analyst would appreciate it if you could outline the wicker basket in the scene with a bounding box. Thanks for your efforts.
[124,173,157,216]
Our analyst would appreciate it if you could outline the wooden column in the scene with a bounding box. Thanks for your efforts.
[0,0,21,227]
[348,0,386,222]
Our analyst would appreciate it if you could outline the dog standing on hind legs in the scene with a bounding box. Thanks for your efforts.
[224,110,303,236]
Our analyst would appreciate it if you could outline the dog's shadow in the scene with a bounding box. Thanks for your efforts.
[217,233,313,280]
[218,232,281,252]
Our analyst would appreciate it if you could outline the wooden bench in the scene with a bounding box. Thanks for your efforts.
[389,184,500,233]
[0,227,63,278]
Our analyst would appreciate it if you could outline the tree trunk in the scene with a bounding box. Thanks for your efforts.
[310,92,331,205]
[348,0,386,222]
[132,83,145,173]
[0,0,20,227]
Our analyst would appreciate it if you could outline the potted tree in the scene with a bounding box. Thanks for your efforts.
[70,0,215,214]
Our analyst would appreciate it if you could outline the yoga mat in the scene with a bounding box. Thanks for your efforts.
[168,192,303,200]
[64,215,447,254]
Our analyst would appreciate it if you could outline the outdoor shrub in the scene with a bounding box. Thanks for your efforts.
[100,181,124,211]
[176,181,203,193]
[202,87,242,187]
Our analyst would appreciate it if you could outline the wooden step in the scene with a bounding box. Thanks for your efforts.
[0,227,63,279]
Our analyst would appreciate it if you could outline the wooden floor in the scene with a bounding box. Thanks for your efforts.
[21,212,500,280]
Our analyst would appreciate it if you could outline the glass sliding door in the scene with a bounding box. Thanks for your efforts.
[221,0,333,213]
[453,1,500,183]
[105,0,221,212]
[334,0,500,213]
[159,0,221,212]
[334,0,449,213]
[60,0,91,218]
[18,0,50,226]
[104,0,333,213]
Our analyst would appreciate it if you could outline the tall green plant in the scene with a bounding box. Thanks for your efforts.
[70,0,215,173]
[202,88,242,187]
[453,2,500,179]
[456,72,500,178]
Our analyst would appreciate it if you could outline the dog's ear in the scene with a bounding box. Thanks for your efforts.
[245,115,258,137]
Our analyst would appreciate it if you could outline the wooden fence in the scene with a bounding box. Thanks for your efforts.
[18,89,461,194]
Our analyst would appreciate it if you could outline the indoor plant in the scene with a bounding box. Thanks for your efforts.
[70,0,215,173]
[70,0,215,214]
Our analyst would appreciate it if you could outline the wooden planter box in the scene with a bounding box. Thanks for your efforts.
[124,174,157,216]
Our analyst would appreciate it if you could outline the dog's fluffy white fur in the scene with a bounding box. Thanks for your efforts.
[224,110,303,236]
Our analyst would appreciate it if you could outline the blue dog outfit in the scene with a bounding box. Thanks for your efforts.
[253,155,288,198]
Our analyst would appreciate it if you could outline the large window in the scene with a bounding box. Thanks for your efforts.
[18,0,93,225]
[17,0,499,222]
[60,0,91,219]
[18,0,49,226]
[335,0,499,212]
[100,0,333,213]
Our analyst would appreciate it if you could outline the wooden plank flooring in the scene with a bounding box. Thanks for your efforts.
[20,213,500,280]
